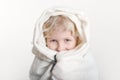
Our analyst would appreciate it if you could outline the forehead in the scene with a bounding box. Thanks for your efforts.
[48,29,74,38]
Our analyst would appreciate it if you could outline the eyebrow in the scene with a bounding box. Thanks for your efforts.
[46,37,56,39]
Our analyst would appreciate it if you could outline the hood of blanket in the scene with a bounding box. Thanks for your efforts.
[32,7,90,60]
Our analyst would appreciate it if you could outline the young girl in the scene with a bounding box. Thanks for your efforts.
[29,7,98,80]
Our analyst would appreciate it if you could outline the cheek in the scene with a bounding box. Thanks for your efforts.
[46,42,57,50]
[67,41,77,49]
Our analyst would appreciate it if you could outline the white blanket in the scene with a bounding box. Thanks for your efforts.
[29,7,99,80]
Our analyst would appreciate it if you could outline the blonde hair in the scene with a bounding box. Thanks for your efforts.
[43,15,81,45]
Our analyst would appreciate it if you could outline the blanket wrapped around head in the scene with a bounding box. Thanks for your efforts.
[29,7,99,80]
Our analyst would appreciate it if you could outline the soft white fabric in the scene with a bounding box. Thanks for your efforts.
[29,7,99,80]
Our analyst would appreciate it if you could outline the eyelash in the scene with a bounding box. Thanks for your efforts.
[50,39,71,43]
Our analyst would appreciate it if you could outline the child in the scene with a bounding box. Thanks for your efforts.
[29,7,98,80]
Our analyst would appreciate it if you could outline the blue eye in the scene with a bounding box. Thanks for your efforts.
[51,39,57,42]
[65,39,71,42]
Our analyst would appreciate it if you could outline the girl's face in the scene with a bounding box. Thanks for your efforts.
[46,27,77,52]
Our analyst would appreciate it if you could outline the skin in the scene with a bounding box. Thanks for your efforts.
[46,27,77,52]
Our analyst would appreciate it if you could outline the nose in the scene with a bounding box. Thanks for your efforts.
[56,42,66,52]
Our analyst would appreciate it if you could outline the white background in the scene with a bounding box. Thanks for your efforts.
[0,0,120,80]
